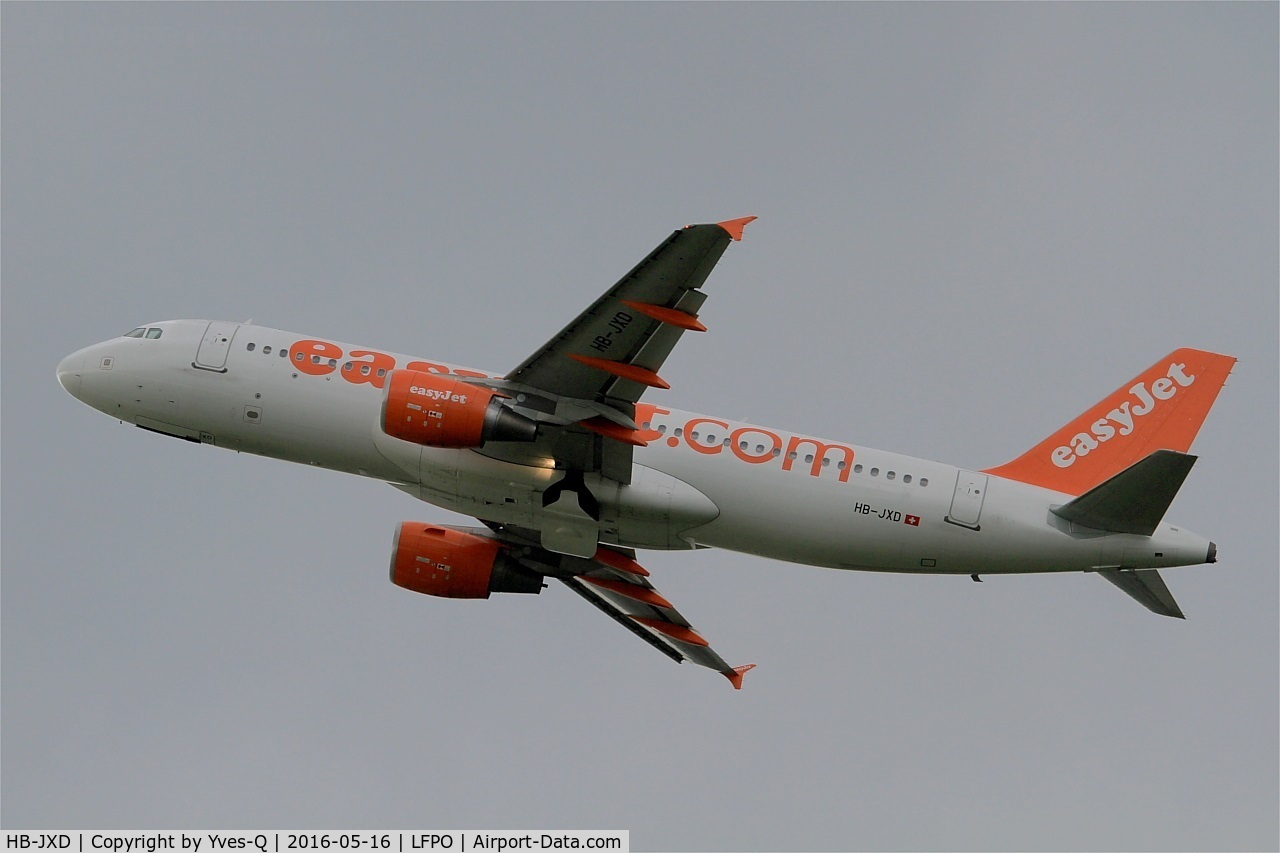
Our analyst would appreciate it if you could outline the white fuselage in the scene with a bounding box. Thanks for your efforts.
[57,320,1214,577]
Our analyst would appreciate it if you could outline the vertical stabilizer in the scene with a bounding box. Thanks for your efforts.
[984,349,1235,495]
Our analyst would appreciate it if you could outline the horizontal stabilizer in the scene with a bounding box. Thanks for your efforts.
[1052,450,1196,535]
[1099,568,1185,619]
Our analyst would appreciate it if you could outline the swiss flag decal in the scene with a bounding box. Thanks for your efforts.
[904,515,920,526]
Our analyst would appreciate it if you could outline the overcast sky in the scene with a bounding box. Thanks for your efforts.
[3,4,1276,850]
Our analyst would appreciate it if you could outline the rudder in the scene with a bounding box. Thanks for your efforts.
[984,348,1235,495]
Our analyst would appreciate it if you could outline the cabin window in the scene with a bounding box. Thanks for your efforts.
[903,474,912,484]
[887,471,895,480]
[919,478,929,487]
[870,468,880,477]
[263,346,272,355]
[246,343,256,352]
[854,464,863,474]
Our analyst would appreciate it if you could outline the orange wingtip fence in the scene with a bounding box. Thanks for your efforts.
[725,663,757,690]
[715,216,757,241]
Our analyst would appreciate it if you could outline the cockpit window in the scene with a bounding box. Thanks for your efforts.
[124,328,146,338]
[123,327,163,339]
[145,328,163,339]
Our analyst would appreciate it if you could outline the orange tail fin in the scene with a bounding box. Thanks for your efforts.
[983,348,1236,496]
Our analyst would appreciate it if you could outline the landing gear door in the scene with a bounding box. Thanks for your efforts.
[946,471,987,530]
[194,321,239,372]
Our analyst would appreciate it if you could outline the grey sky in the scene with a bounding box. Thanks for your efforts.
[3,4,1276,850]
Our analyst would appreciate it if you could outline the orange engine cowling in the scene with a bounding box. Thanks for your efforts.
[381,370,538,448]
[390,522,544,599]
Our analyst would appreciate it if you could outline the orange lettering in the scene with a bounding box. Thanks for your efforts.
[634,404,671,443]
[730,427,782,464]
[291,339,342,376]
[684,417,729,455]
[342,350,397,389]
[783,436,855,482]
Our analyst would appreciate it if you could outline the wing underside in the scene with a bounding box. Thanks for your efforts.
[488,522,753,688]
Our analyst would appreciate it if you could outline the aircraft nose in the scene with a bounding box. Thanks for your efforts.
[57,350,85,398]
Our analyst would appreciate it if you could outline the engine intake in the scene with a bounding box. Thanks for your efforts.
[390,522,543,599]
[382,370,538,448]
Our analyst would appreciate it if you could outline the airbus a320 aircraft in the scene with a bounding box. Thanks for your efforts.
[57,218,1236,688]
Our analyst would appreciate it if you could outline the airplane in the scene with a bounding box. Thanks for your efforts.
[56,217,1237,689]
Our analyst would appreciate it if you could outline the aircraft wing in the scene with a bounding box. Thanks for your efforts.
[506,217,755,403]
[489,523,754,688]
[475,218,754,486]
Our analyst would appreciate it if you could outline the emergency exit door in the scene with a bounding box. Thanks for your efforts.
[946,471,987,530]
[194,321,239,371]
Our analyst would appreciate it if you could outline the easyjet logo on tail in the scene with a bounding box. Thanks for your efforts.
[984,348,1236,496]
[1052,362,1195,468]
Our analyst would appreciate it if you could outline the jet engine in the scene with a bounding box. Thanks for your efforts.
[389,522,544,599]
[381,370,538,448]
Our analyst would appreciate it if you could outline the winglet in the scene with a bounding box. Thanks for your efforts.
[716,216,757,242]
[725,663,756,690]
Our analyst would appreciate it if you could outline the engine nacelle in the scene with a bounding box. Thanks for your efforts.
[390,522,543,599]
[381,370,538,448]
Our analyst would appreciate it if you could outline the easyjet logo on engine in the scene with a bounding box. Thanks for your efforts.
[412,385,469,404]
[1051,361,1195,468]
